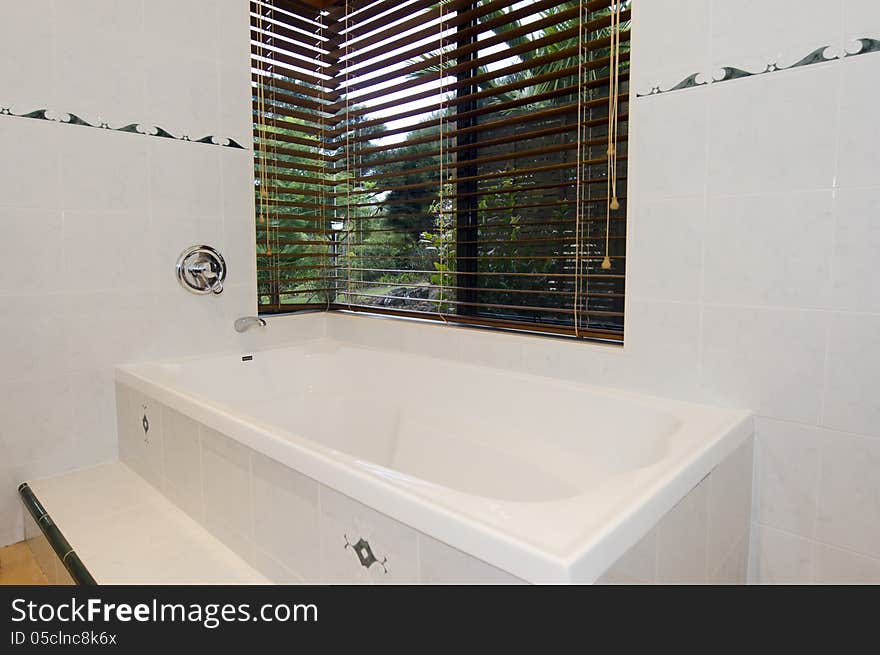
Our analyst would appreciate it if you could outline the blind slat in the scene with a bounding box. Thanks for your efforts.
[253,0,632,339]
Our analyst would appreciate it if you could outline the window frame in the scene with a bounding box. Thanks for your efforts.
[253,0,630,344]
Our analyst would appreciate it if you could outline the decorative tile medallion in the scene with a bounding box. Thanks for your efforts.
[639,37,880,97]
[0,107,247,149]
[344,534,388,574]
[141,405,150,444]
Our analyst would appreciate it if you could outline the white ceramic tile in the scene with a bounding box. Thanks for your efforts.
[66,370,117,467]
[252,451,320,582]
[0,296,68,383]
[812,542,880,584]
[710,532,750,584]
[707,66,839,196]
[711,0,843,74]
[161,406,203,521]
[617,300,702,400]
[147,287,238,359]
[218,63,254,149]
[144,52,221,140]
[52,0,144,34]
[656,478,709,583]
[597,527,657,584]
[830,187,880,313]
[30,461,156,533]
[63,291,156,374]
[116,384,164,491]
[837,56,880,188]
[751,524,813,583]
[253,546,307,584]
[0,118,60,209]
[700,306,827,423]
[754,418,820,538]
[148,139,223,220]
[843,0,880,42]
[201,513,257,570]
[0,376,75,477]
[822,313,880,437]
[707,437,753,573]
[0,1,56,109]
[456,328,523,371]
[627,196,704,303]
[0,208,63,296]
[200,425,253,543]
[632,0,711,95]
[59,127,149,213]
[703,190,833,308]
[61,210,157,294]
[815,429,880,558]
[630,90,709,200]
[143,0,219,60]
[54,29,146,124]
[319,486,419,584]
[221,149,258,294]
[221,148,256,221]
[59,490,264,585]
[419,535,524,584]
[216,0,252,69]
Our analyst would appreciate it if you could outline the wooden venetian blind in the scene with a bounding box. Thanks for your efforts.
[253,0,631,341]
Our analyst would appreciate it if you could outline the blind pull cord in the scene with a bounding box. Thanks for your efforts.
[602,1,622,270]
[437,1,451,325]
[573,0,586,337]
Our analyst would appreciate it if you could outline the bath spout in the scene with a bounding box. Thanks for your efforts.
[234,316,267,333]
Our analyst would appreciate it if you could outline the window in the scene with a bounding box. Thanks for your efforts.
[252,0,630,341]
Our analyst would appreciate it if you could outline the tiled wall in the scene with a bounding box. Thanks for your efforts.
[322,0,880,583]
[2,1,878,583]
[631,0,880,584]
[0,1,266,546]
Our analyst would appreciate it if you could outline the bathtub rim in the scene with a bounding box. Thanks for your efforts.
[116,341,753,583]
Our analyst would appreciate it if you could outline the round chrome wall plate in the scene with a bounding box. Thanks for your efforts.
[176,245,227,295]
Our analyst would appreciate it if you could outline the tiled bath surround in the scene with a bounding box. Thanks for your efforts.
[116,381,524,584]
[600,438,753,584]
[117,379,753,584]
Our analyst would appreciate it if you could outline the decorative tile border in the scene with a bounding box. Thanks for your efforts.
[0,107,247,149]
[639,37,880,97]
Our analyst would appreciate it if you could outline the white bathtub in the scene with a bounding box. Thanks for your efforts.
[116,337,753,583]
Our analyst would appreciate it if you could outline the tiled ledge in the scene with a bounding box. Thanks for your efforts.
[23,462,267,585]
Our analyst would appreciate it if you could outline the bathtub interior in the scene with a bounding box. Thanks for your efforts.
[126,338,681,501]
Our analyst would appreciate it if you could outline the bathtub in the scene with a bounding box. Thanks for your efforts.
[115,336,753,584]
